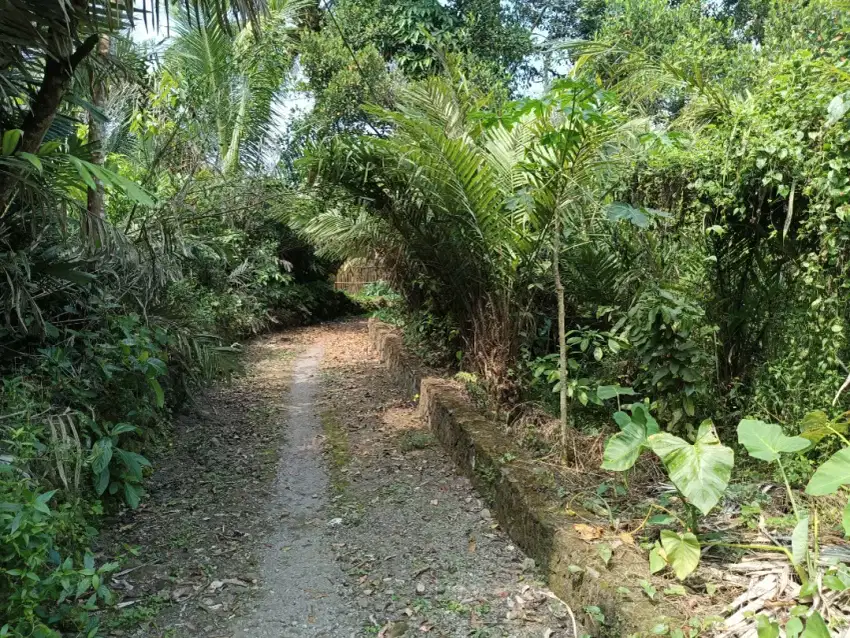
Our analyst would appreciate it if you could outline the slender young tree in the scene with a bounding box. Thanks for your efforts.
[520,79,636,442]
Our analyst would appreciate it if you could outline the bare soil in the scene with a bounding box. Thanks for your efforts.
[100,320,574,637]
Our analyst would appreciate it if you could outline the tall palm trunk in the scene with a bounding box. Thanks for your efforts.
[554,215,568,443]
[85,35,110,243]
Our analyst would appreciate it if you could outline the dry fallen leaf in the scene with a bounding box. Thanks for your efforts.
[619,532,635,546]
[573,523,604,541]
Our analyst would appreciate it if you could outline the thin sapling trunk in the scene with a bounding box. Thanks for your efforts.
[554,215,568,443]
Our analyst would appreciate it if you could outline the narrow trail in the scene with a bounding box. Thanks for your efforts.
[108,321,573,638]
[232,342,362,636]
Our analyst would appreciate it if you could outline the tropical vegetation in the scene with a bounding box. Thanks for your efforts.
[2,0,850,634]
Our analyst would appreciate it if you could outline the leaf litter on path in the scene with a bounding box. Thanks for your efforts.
[100,321,576,637]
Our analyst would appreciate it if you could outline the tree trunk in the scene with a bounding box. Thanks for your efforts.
[554,216,569,444]
[0,27,99,209]
[85,35,110,243]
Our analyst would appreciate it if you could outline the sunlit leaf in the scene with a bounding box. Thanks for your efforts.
[737,419,810,463]
[649,420,733,515]
[659,530,700,580]
[806,448,850,495]
[791,517,808,566]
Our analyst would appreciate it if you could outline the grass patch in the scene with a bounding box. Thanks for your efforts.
[399,430,435,452]
[321,409,351,492]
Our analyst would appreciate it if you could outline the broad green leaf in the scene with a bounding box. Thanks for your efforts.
[148,377,165,408]
[110,423,138,436]
[602,421,649,471]
[786,617,803,638]
[649,421,733,515]
[37,140,61,156]
[124,483,142,509]
[683,395,695,417]
[613,410,632,429]
[659,530,700,580]
[649,543,666,573]
[115,449,151,481]
[90,438,113,475]
[95,468,110,496]
[606,202,649,228]
[805,448,850,495]
[800,581,817,598]
[34,490,57,514]
[17,151,42,172]
[801,611,830,638]
[791,517,808,566]
[799,410,847,445]
[756,614,779,638]
[827,93,850,126]
[823,570,850,592]
[631,404,660,435]
[2,129,22,156]
[737,419,810,463]
[596,384,635,401]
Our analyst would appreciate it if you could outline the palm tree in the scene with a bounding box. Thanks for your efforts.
[300,74,642,425]
[302,76,536,397]
[517,79,640,441]
[0,0,283,207]
[163,0,305,174]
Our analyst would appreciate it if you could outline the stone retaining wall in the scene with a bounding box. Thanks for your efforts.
[367,317,671,636]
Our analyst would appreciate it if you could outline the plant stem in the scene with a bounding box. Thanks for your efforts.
[777,457,801,520]
[705,542,809,583]
[827,425,850,447]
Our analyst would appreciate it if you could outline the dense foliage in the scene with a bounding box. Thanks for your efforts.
[0,1,359,634]
[296,0,850,632]
[4,0,850,633]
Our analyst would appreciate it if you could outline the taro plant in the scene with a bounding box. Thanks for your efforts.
[736,419,813,580]
[738,415,850,632]
[804,411,850,506]
[601,404,734,579]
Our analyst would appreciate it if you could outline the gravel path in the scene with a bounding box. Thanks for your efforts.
[104,321,575,637]
[232,322,575,637]
[231,342,363,637]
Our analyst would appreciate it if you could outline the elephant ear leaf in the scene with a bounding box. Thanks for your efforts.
[631,403,659,435]
[649,420,733,515]
[602,405,659,471]
[806,448,850,496]
[659,530,700,580]
[737,419,810,463]
[602,420,648,471]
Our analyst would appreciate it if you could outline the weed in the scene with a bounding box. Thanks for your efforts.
[399,430,435,452]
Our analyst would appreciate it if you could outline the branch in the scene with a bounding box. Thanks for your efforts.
[70,34,101,70]
[20,33,101,154]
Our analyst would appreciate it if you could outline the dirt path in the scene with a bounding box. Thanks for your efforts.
[104,321,574,637]
[231,342,362,636]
